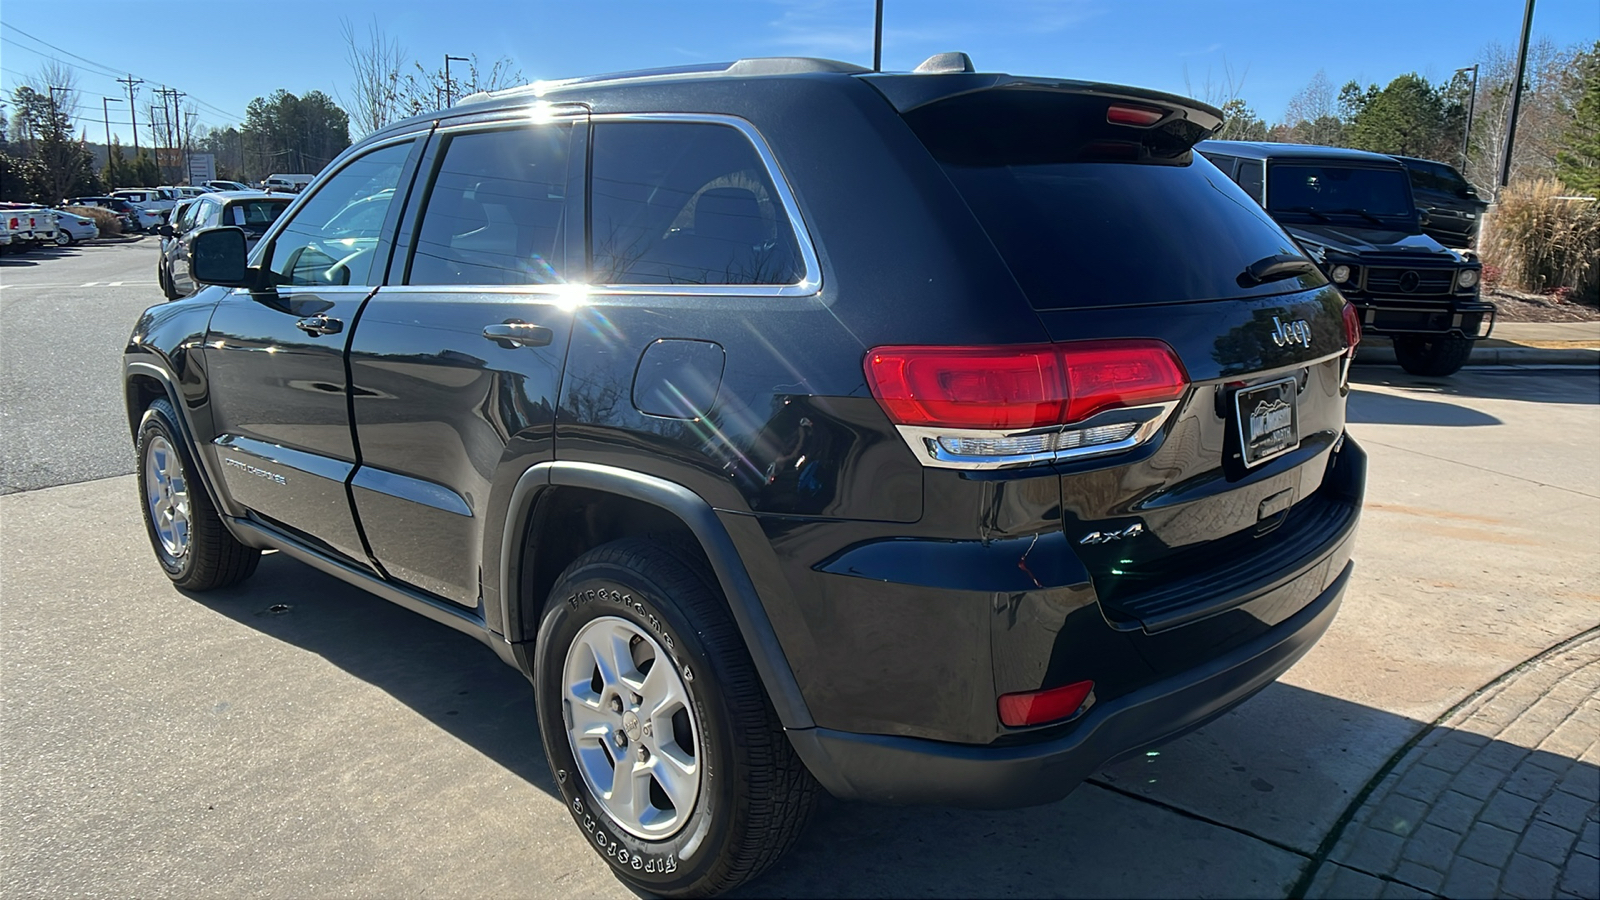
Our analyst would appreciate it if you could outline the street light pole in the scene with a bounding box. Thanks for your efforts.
[873,0,884,72]
[1456,64,1478,168]
[444,55,468,108]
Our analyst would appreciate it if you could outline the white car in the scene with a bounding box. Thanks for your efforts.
[111,187,178,217]
[54,210,100,244]
[204,180,251,193]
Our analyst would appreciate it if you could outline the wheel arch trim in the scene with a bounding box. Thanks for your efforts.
[125,359,235,518]
[501,460,815,729]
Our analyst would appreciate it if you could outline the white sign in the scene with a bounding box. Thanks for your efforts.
[187,153,216,186]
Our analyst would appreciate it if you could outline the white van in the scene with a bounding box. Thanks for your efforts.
[263,174,314,194]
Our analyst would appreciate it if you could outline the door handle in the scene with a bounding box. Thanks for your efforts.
[295,314,343,336]
[483,322,553,348]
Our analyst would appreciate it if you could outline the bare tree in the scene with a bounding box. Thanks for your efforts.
[1281,70,1344,146]
[1467,38,1582,195]
[340,16,407,137]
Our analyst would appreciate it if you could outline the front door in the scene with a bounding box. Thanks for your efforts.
[202,137,423,565]
[344,115,584,607]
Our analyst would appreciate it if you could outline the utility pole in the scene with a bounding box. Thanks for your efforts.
[102,96,122,156]
[1455,64,1479,168]
[1499,0,1536,188]
[444,55,468,107]
[117,75,143,154]
[872,0,884,72]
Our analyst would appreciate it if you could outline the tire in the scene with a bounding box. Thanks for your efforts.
[1394,334,1474,376]
[136,398,260,590]
[534,538,816,897]
[54,231,71,246]
[158,261,179,301]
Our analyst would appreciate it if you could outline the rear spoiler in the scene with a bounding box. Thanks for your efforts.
[862,73,1224,163]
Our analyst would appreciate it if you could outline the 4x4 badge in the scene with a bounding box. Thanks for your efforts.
[1079,523,1145,545]
[1270,316,1312,348]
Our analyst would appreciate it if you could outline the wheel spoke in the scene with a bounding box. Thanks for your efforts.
[649,745,697,813]
[641,658,687,720]
[609,755,650,821]
[567,698,613,741]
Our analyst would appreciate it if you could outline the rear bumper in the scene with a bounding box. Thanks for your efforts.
[786,559,1349,808]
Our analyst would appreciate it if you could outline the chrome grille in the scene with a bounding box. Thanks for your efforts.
[1365,267,1455,296]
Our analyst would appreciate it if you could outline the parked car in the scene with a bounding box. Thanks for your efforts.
[1199,141,1490,376]
[125,54,1365,898]
[1,206,60,247]
[111,187,178,218]
[204,179,252,193]
[68,196,161,232]
[0,221,12,252]
[262,173,314,193]
[1390,156,1490,249]
[169,186,210,201]
[157,191,292,299]
[54,209,100,244]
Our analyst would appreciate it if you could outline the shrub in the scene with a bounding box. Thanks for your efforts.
[1479,179,1600,304]
[64,206,121,238]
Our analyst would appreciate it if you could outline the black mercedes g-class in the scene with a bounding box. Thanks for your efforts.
[1200,141,1491,376]
[125,54,1365,897]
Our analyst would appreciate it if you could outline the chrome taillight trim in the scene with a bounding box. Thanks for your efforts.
[891,402,1180,470]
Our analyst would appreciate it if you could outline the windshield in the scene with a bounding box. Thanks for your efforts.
[1268,163,1414,218]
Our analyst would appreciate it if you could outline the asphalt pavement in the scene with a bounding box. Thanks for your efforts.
[1,242,1596,898]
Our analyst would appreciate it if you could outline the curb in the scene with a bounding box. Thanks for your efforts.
[1356,344,1600,368]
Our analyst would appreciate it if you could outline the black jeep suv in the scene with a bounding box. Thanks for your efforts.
[125,54,1365,897]
[1200,141,1491,377]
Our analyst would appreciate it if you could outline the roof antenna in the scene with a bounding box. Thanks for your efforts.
[873,0,883,72]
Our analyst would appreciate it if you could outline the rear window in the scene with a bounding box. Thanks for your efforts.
[228,200,290,230]
[905,92,1311,309]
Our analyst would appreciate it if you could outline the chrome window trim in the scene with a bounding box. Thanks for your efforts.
[891,402,1180,471]
[586,112,822,298]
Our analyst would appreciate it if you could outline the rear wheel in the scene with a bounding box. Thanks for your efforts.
[54,231,71,246]
[1394,334,1474,376]
[136,398,260,590]
[534,539,816,897]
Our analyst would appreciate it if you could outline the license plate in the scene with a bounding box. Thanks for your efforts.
[1235,377,1299,467]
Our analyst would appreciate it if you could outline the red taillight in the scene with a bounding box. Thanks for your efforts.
[999,679,1095,727]
[1107,104,1166,126]
[864,340,1188,430]
[1341,302,1362,358]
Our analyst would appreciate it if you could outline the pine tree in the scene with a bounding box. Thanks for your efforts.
[1556,43,1600,195]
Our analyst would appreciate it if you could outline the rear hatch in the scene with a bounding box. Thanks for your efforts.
[885,79,1359,637]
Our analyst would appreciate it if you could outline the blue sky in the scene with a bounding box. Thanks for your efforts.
[3,0,1596,145]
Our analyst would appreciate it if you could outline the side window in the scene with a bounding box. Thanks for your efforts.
[1234,160,1265,205]
[1200,152,1236,177]
[201,200,224,228]
[406,124,572,286]
[591,121,803,286]
[265,140,413,287]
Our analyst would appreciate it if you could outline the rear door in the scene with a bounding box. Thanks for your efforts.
[343,110,584,607]
[202,137,423,565]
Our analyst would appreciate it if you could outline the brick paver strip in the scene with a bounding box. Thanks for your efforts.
[1304,629,1600,899]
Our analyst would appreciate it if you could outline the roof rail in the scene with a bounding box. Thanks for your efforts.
[457,57,869,105]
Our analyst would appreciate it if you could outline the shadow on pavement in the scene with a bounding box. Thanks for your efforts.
[187,551,557,797]
[186,547,1600,898]
[0,255,42,267]
[1352,366,1599,407]
[1347,387,1501,427]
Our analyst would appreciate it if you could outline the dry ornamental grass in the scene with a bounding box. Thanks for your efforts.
[1478,178,1600,305]
[63,206,122,238]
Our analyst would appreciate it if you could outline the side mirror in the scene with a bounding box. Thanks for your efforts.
[157,224,175,238]
[190,226,251,287]
[1417,209,1431,226]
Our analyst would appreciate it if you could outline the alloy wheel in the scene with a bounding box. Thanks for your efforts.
[562,615,702,840]
[143,435,191,561]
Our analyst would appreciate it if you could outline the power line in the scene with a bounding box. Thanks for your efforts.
[2,22,243,121]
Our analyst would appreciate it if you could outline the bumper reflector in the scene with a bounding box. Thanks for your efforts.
[998,679,1096,727]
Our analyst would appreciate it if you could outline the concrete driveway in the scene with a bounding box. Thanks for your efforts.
[2,244,1595,897]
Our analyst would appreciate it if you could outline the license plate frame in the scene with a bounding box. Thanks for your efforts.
[1234,376,1300,468]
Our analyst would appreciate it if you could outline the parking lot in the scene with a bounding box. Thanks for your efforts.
[2,242,1596,898]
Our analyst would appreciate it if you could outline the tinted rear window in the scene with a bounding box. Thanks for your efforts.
[906,92,1312,309]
